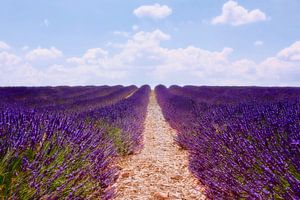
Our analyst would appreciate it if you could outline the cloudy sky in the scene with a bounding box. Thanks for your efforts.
[0,0,300,86]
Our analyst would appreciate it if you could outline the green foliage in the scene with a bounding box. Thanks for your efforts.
[289,165,300,181]
[0,151,23,199]
[107,127,128,155]
[0,133,104,199]
[236,175,245,185]
[274,193,285,200]
[93,120,129,155]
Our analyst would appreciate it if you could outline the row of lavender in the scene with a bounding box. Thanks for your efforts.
[0,85,136,111]
[156,85,300,199]
[0,85,150,199]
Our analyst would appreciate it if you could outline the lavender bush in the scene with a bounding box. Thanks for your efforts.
[0,85,150,199]
[156,85,300,199]
[85,85,151,155]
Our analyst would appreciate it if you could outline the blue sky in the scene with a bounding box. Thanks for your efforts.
[0,0,300,86]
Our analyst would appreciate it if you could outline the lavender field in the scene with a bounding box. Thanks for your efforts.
[2,0,300,199]
[156,85,300,199]
[0,85,150,199]
[1,85,299,199]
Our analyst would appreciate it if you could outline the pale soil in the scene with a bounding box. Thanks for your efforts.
[124,89,138,99]
[114,92,206,200]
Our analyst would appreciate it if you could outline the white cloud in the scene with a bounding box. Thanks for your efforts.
[25,47,63,61]
[132,25,139,31]
[0,51,40,86]
[277,41,300,61]
[113,31,130,37]
[44,64,127,85]
[212,1,267,26]
[0,63,42,86]
[67,48,109,66]
[22,46,30,51]
[43,19,49,27]
[0,37,300,86]
[0,52,21,66]
[133,29,171,42]
[83,48,108,60]
[0,41,10,50]
[67,48,108,66]
[254,40,263,46]
[133,4,172,19]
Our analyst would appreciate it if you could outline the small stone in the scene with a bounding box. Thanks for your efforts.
[132,189,138,193]
[121,172,130,178]
[171,175,182,181]
[116,165,123,170]
[152,192,169,200]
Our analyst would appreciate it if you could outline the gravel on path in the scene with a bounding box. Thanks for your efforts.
[115,92,206,200]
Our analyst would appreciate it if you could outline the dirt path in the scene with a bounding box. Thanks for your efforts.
[115,92,206,200]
